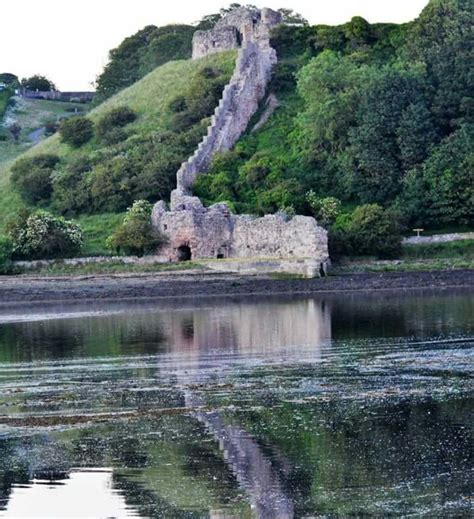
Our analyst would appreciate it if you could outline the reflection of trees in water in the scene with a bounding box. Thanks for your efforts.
[0,293,471,516]
[0,417,251,517]
[0,313,168,363]
[329,290,474,340]
[238,397,473,515]
[0,441,30,510]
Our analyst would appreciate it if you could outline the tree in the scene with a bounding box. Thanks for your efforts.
[21,75,56,91]
[278,9,308,26]
[403,0,473,133]
[0,73,19,88]
[348,67,428,204]
[107,200,166,256]
[95,25,194,102]
[418,124,474,226]
[347,204,402,258]
[344,16,372,48]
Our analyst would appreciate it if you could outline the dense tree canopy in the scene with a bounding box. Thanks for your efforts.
[21,75,56,91]
[196,0,473,240]
[95,25,195,102]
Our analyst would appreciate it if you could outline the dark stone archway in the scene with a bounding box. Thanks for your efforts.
[177,245,192,262]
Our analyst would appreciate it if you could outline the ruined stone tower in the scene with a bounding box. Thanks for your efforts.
[152,7,329,277]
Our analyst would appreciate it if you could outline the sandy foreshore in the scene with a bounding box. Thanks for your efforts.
[0,269,472,304]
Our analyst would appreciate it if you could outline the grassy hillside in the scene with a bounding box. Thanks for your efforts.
[0,51,236,254]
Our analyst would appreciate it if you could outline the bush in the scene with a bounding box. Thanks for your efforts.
[98,127,129,146]
[0,236,13,274]
[44,120,59,136]
[59,117,94,147]
[7,210,83,260]
[10,154,60,204]
[96,106,137,144]
[51,156,93,215]
[306,191,341,226]
[346,204,402,258]
[107,200,165,256]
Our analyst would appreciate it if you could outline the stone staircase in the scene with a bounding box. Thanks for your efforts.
[175,40,277,199]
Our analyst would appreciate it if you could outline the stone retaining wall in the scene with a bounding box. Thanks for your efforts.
[403,232,474,245]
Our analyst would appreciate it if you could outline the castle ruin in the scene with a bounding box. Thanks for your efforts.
[152,7,329,277]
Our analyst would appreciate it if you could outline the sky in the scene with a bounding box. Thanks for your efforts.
[1,0,429,91]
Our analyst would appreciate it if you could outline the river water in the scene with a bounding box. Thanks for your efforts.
[0,290,472,518]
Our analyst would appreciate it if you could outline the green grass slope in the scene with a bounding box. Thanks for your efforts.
[0,51,236,253]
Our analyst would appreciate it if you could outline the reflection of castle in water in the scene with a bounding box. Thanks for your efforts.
[166,298,332,362]
[166,298,332,519]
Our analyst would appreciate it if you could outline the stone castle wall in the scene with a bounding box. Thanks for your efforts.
[176,7,281,193]
[152,7,330,276]
[152,196,328,269]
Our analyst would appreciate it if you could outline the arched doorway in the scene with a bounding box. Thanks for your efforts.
[177,245,192,262]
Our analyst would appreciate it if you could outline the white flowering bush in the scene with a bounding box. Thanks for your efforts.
[8,210,83,260]
[306,191,342,226]
[124,199,153,222]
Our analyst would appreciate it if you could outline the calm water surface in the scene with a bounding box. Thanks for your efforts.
[0,290,472,518]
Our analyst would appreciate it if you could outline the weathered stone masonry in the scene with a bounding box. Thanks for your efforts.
[152,7,330,275]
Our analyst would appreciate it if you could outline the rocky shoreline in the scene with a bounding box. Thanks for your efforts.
[0,269,472,304]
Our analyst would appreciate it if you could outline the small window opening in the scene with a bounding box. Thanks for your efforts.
[217,253,224,259]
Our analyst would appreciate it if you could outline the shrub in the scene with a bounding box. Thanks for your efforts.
[44,120,59,136]
[51,156,93,215]
[7,210,83,260]
[107,200,166,256]
[99,127,129,146]
[59,116,94,147]
[87,157,133,213]
[347,204,402,258]
[10,154,60,204]
[0,236,13,274]
[306,192,341,226]
[96,106,137,144]
[8,123,21,142]
[168,95,187,113]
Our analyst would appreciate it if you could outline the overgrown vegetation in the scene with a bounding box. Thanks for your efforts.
[1,1,472,266]
[107,200,165,256]
[0,237,13,274]
[0,87,14,120]
[195,0,473,260]
[6,210,83,260]
[94,25,196,103]
[0,52,235,255]
[59,116,94,147]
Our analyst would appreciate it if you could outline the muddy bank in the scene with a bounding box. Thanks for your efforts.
[0,269,472,304]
